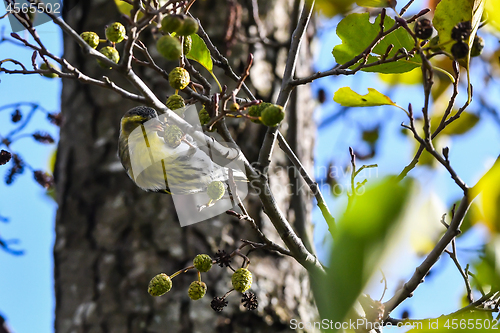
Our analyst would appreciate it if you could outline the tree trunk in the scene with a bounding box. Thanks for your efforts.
[54,0,317,332]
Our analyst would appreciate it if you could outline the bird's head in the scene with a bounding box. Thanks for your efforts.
[120,106,164,137]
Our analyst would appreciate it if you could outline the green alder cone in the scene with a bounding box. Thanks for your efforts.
[166,94,186,115]
[260,104,285,127]
[183,35,192,55]
[97,46,120,68]
[232,268,252,293]
[156,35,183,61]
[161,14,184,34]
[198,107,211,126]
[177,17,199,36]
[207,181,225,201]
[148,273,172,296]
[105,22,126,43]
[164,125,183,148]
[188,281,207,300]
[247,102,272,124]
[168,67,190,90]
[40,62,59,78]
[193,254,213,272]
[80,31,100,49]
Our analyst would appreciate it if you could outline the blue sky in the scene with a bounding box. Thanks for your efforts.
[310,3,500,323]
[0,17,61,333]
[1,1,500,332]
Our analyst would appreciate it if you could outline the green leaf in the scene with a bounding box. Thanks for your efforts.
[113,0,145,18]
[433,0,485,56]
[114,0,166,16]
[429,111,480,137]
[474,236,500,288]
[186,34,213,72]
[332,13,421,74]
[310,0,356,17]
[333,13,378,65]
[186,34,222,91]
[114,0,133,16]
[313,178,412,326]
[486,0,500,32]
[356,0,395,8]
[433,0,485,103]
[472,158,500,232]
[378,68,422,85]
[333,87,401,108]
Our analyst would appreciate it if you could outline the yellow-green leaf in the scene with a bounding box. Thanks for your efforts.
[474,236,500,289]
[310,0,356,17]
[471,158,500,231]
[114,0,132,15]
[333,87,400,108]
[433,0,485,55]
[114,0,165,15]
[186,34,213,72]
[186,34,222,91]
[485,0,500,32]
[313,178,412,326]
[431,111,480,136]
[333,13,421,73]
[433,0,485,103]
[378,68,422,85]
[356,0,395,8]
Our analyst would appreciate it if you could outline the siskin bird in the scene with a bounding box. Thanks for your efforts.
[118,106,246,195]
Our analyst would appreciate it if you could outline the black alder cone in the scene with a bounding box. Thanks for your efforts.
[211,297,228,312]
[451,42,469,59]
[451,21,472,42]
[414,19,433,39]
[0,150,12,165]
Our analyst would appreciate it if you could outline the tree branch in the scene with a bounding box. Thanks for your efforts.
[383,187,480,317]
[258,0,314,170]
[277,131,336,234]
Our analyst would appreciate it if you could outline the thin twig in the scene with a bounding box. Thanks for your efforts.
[227,169,291,256]
[383,156,500,321]
[258,0,315,170]
[277,131,336,233]
[386,292,499,326]
[445,238,474,303]
[292,9,429,86]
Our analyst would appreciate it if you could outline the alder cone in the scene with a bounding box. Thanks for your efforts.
[156,35,182,60]
[168,67,190,90]
[105,22,126,43]
[97,46,119,68]
[161,15,183,34]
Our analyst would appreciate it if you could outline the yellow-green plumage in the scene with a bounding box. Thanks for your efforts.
[118,106,246,195]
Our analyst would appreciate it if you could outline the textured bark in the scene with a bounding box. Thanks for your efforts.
[54,0,317,332]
